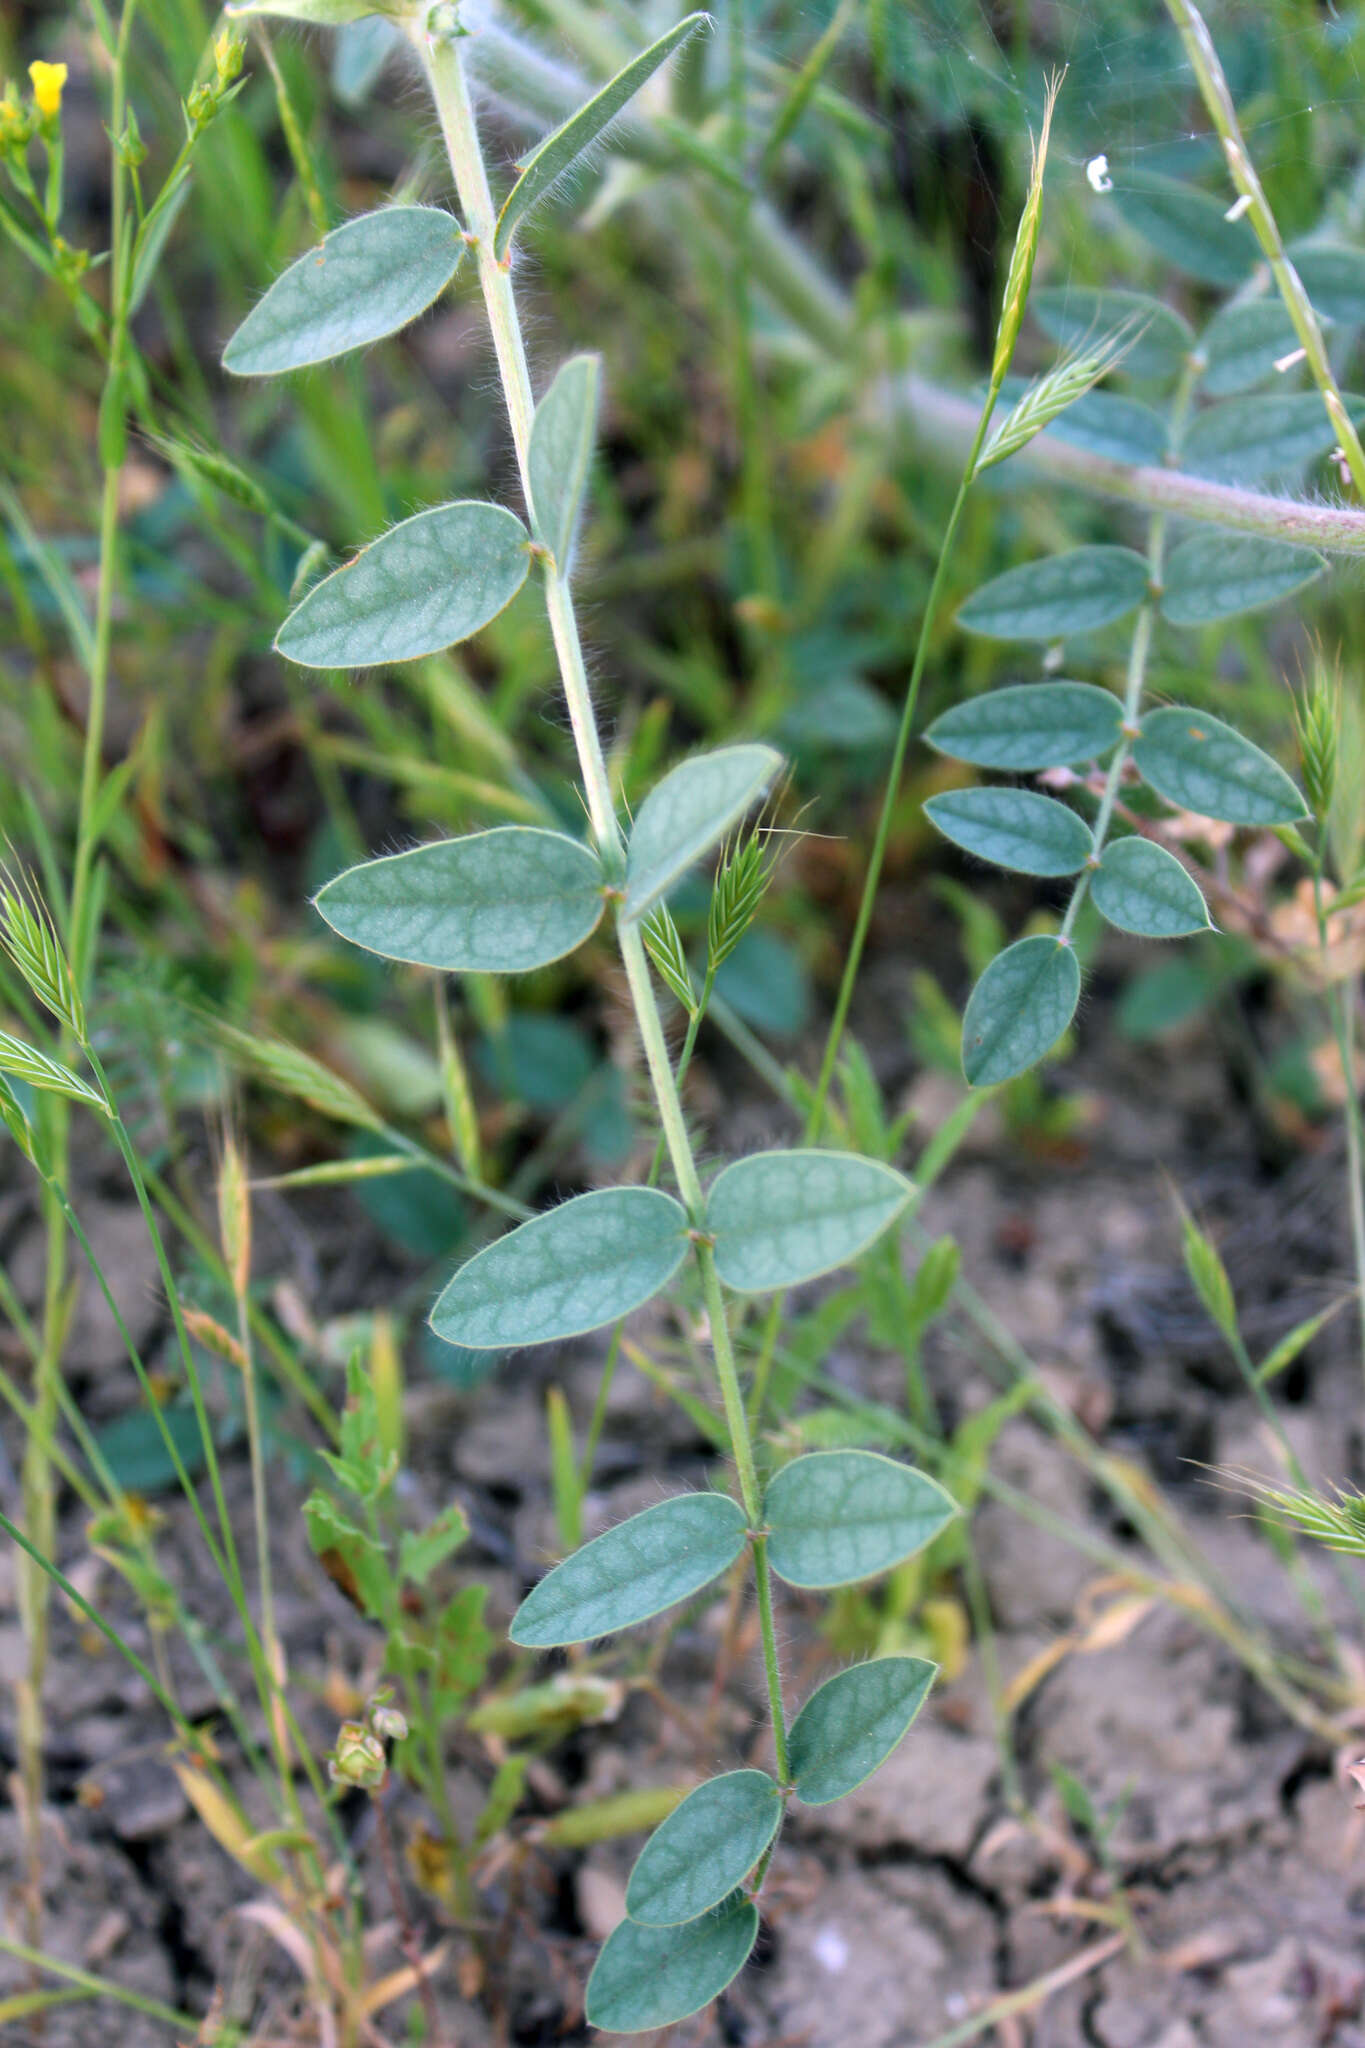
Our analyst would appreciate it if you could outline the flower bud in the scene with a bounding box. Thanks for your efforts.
[328,1720,386,1790]
[28,61,66,126]
[371,1702,409,1742]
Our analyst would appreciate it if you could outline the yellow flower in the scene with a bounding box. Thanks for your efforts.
[28,60,67,121]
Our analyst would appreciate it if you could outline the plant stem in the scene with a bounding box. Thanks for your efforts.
[0,1937,203,2035]
[1311,868,1365,1383]
[897,372,1365,554]
[479,10,1365,551]
[574,970,715,1524]
[235,1283,285,1758]
[372,1787,445,2047]
[807,399,999,1134]
[1058,358,1199,942]
[414,0,790,1787]
[1164,0,1365,500]
[17,0,138,1968]
[743,384,1003,1435]
[420,20,620,861]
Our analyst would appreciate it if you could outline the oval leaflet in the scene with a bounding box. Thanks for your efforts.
[765,1450,957,1590]
[510,1492,748,1647]
[789,1656,938,1806]
[529,353,601,571]
[1091,837,1211,939]
[706,1149,913,1293]
[223,206,464,376]
[431,1185,688,1351]
[624,743,783,921]
[315,828,605,973]
[1029,285,1194,381]
[958,546,1148,641]
[276,501,531,669]
[585,1895,759,2035]
[1132,708,1307,827]
[924,787,1094,877]
[1160,532,1326,627]
[961,934,1081,1087]
[626,1771,782,1926]
[925,681,1123,771]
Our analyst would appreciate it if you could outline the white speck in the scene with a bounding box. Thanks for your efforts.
[1274,346,1307,373]
[944,1993,970,2018]
[812,1926,849,1974]
[1224,193,1253,222]
[1042,642,1065,673]
[1086,154,1113,194]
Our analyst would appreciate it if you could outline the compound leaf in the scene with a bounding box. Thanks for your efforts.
[1160,531,1326,627]
[706,1149,913,1293]
[788,1656,937,1806]
[315,828,605,972]
[626,1772,782,1926]
[958,546,1148,641]
[1132,708,1307,826]
[765,1450,957,1590]
[1091,838,1211,938]
[276,501,530,668]
[495,13,709,259]
[925,682,1123,771]
[585,1895,758,2034]
[624,744,783,921]
[961,935,1080,1087]
[509,1492,748,1647]
[1029,285,1194,381]
[430,1186,688,1350]
[529,353,601,571]
[924,788,1094,877]
[223,207,463,376]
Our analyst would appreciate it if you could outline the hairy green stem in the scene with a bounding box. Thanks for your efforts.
[421,22,620,858]
[1164,0,1365,499]
[898,374,1365,553]
[574,968,716,1527]
[415,3,789,1780]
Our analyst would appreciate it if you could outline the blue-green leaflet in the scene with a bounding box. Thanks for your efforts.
[222,206,464,376]
[430,1186,689,1351]
[625,1772,782,1925]
[315,829,606,974]
[509,1493,748,1647]
[276,502,531,669]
